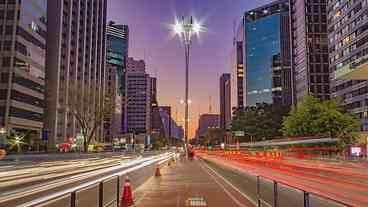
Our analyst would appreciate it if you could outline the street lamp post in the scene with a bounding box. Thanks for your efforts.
[173,16,202,159]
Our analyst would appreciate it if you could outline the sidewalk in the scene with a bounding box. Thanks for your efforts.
[133,157,254,207]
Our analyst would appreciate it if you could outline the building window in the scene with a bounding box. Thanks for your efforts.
[2,57,11,67]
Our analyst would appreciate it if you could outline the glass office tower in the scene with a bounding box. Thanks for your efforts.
[243,0,292,106]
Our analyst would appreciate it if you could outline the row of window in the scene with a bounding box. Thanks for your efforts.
[9,106,43,122]
[0,89,43,107]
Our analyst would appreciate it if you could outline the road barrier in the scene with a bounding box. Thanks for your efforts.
[13,152,175,207]
[256,175,352,207]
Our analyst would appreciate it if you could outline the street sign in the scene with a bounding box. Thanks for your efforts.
[233,131,245,137]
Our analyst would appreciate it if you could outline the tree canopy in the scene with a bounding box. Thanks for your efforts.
[281,96,361,139]
[231,103,289,142]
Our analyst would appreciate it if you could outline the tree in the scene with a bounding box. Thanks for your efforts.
[69,86,115,152]
[281,96,361,141]
[231,103,289,141]
[204,128,224,145]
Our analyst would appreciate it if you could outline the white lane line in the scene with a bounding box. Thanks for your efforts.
[199,160,248,207]
[199,159,258,207]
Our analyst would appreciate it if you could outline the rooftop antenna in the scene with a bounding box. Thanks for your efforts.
[209,96,212,113]
[233,19,236,45]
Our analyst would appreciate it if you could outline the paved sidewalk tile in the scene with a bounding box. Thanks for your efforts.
[133,158,252,207]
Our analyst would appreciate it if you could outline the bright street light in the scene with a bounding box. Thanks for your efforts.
[172,16,204,159]
[180,99,192,105]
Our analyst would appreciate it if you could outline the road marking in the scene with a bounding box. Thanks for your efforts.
[199,160,258,207]
[199,160,249,207]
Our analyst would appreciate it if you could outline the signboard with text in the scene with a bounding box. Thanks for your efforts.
[233,131,245,137]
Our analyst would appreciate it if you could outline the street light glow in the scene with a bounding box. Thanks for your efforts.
[171,16,204,42]
[193,22,202,34]
[174,22,183,34]
[0,127,6,134]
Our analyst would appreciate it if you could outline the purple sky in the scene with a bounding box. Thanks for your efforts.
[107,0,272,138]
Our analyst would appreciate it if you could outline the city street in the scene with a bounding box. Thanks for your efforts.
[1,0,368,206]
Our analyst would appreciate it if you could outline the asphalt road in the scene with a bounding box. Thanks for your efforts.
[202,158,346,207]
[0,151,168,207]
[199,152,367,207]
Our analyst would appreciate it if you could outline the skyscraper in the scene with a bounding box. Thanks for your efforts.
[234,26,245,109]
[125,57,151,134]
[104,22,129,141]
[150,77,158,107]
[195,114,220,139]
[0,0,47,149]
[241,0,292,106]
[45,0,107,145]
[220,73,231,130]
[328,0,368,131]
[158,106,172,141]
[290,0,330,104]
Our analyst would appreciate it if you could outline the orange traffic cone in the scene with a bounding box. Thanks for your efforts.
[120,177,134,207]
[155,164,161,177]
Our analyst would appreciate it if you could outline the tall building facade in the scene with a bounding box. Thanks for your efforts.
[241,0,292,107]
[328,0,368,130]
[125,57,151,134]
[45,0,107,145]
[195,114,220,139]
[104,22,129,141]
[234,26,245,109]
[290,0,330,104]
[104,64,121,141]
[219,73,231,130]
[158,106,171,141]
[0,0,47,148]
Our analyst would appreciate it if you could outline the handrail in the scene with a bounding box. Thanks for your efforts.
[256,175,353,207]
[16,152,174,207]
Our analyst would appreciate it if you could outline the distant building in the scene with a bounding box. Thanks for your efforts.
[241,0,292,106]
[104,22,129,141]
[0,0,47,149]
[234,26,245,109]
[290,0,330,104]
[125,57,151,134]
[195,114,220,139]
[220,73,231,130]
[171,120,184,141]
[45,0,107,145]
[158,106,171,140]
[150,77,158,107]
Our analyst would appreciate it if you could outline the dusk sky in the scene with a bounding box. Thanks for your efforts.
[107,0,273,138]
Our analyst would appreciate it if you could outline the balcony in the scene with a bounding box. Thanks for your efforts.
[335,54,368,80]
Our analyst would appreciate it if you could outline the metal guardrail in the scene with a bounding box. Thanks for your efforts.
[256,175,353,207]
[227,138,339,148]
[201,155,354,207]
[14,152,175,207]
